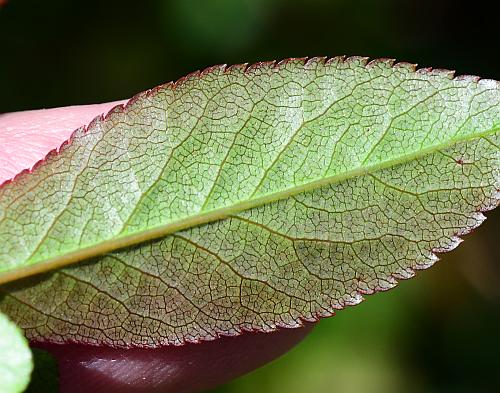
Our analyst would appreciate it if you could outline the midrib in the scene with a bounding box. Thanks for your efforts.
[0,126,498,284]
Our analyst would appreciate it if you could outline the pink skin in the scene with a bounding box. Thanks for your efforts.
[0,103,314,392]
[0,101,126,181]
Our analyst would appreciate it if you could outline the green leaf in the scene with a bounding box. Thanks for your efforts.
[0,57,498,347]
[0,311,33,392]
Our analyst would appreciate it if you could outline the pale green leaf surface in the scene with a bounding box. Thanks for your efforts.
[0,311,33,392]
[0,57,498,347]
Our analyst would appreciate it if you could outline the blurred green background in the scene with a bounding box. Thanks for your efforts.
[1,0,499,392]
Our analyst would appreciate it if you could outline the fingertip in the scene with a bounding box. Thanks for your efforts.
[0,101,126,182]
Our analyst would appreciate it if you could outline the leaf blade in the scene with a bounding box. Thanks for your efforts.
[1,133,498,347]
[0,57,498,347]
[0,58,498,281]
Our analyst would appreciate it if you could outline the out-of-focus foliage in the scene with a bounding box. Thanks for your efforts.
[0,312,32,393]
[0,1,498,392]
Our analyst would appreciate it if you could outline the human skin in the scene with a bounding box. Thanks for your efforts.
[0,102,314,392]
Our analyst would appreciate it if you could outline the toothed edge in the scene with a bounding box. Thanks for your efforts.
[3,54,495,188]
[393,61,418,72]
[305,56,328,67]
[2,51,492,190]
[245,60,276,73]
[275,57,308,69]
[455,74,481,83]
[29,187,499,348]
[224,63,248,74]
[367,57,396,68]
[478,78,500,88]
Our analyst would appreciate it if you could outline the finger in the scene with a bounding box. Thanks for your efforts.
[0,101,316,392]
[0,101,126,182]
[35,324,314,393]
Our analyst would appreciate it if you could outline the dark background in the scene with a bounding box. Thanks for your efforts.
[1,1,499,392]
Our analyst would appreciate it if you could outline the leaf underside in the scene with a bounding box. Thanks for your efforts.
[0,57,498,347]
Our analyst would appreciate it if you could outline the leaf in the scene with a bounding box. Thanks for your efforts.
[0,57,498,347]
[0,311,33,392]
